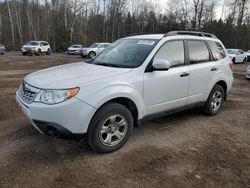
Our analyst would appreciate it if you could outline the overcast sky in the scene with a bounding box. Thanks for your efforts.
[158,0,227,20]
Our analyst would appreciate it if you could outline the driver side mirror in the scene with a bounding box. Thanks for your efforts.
[152,59,170,71]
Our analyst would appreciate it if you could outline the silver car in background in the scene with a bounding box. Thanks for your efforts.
[80,42,111,59]
[0,43,6,55]
[66,44,83,55]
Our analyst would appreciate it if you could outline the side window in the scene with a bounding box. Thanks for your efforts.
[43,42,48,46]
[154,40,185,68]
[188,40,210,64]
[239,50,244,54]
[207,41,226,60]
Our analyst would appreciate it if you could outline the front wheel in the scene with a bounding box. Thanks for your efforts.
[89,51,96,59]
[88,103,133,153]
[202,85,225,116]
[46,49,52,55]
[243,58,247,64]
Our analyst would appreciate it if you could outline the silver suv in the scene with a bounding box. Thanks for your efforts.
[16,31,233,153]
[80,42,111,59]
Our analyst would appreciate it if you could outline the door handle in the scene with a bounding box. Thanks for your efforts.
[211,67,217,71]
[180,72,189,77]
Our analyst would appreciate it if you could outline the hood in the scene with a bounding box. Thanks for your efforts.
[82,47,95,51]
[228,54,236,58]
[24,62,132,89]
[68,47,81,51]
[22,45,39,49]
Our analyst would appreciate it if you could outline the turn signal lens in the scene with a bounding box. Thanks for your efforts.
[67,88,80,99]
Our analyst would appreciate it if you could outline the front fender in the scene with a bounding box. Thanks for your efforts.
[76,83,144,119]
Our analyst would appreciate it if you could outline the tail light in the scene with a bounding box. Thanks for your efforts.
[229,61,233,71]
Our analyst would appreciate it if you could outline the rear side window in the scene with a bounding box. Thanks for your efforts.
[154,40,185,68]
[187,40,210,64]
[207,41,226,60]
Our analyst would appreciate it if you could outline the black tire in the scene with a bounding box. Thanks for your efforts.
[22,52,27,56]
[46,48,52,55]
[89,51,96,59]
[203,85,225,116]
[36,49,42,56]
[232,58,236,64]
[243,58,246,64]
[88,102,133,153]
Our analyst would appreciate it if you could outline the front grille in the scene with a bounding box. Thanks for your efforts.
[18,82,40,104]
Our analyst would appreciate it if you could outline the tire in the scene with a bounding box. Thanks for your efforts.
[22,52,27,56]
[232,58,235,64]
[89,51,96,59]
[203,85,225,116]
[243,58,246,64]
[46,48,52,55]
[36,49,42,56]
[87,102,133,153]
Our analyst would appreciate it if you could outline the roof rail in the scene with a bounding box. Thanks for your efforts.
[164,31,217,39]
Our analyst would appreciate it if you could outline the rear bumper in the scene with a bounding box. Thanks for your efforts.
[16,92,97,137]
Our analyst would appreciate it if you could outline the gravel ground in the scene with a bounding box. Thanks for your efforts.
[0,52,249,188]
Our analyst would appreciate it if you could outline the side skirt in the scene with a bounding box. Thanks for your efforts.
[137,102,205,126]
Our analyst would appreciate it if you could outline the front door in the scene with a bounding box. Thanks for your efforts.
[144,40,190,116]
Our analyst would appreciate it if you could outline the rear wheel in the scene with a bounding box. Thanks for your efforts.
[88,103,133,153]
[203,85,225,116]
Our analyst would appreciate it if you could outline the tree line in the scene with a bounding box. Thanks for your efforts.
[0,0,250,52]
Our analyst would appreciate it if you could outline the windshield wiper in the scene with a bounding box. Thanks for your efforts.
[94,62,119,68]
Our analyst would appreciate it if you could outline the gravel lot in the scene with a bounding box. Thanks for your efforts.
[0,52,249,187]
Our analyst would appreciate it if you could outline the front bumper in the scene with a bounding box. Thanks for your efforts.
[16,92,96,137]
[67,50,80,55]
[21,48,38,54]
[80,50,89,56]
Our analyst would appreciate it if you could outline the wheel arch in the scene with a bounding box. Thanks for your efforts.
[89,97,140,128]
[214,80,228,100]
[88,51,96,56]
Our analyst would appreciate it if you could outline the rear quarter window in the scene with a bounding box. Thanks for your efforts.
[207,41,226,60]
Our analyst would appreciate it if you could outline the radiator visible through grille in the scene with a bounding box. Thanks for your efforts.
[18,82,40,104]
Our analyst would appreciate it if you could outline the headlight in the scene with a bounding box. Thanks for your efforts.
[35,88,79,104]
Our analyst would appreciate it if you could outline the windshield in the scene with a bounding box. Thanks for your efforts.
[90,43,99,48]
[27,41,39,46]
[227,49,236,54]
[92,39,158,68]
[71,45,81,48]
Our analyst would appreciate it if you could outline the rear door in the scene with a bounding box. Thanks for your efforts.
[186,40,217,105]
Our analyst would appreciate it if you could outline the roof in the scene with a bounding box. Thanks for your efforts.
[126,34,164,40]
